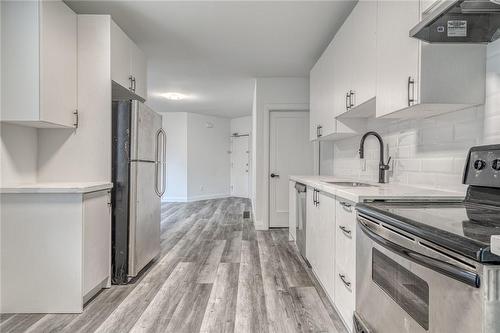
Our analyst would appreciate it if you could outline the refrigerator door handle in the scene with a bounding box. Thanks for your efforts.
[155,128,167,197]
[160,129,167,196]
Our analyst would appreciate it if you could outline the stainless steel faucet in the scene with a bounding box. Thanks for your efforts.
[359,131,391,184]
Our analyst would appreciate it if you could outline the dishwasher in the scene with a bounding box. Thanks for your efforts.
[294,182,308,262]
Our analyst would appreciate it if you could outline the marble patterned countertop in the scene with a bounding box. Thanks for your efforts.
[0,181,113,194]
[290,175,465,202]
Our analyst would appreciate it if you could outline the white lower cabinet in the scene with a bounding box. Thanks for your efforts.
[0,188,112,313]
[306,188,335,302]
[334,198,357,331]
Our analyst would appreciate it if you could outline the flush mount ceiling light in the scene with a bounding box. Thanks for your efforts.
[162,92,187,101]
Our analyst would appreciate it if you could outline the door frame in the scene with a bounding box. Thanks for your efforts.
[263,103,309,230]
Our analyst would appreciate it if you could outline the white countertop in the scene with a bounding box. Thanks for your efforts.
[0,182,113,194]
[290,175,465,202]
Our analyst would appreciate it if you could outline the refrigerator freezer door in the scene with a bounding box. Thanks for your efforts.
[130,101,163,162]
[128,160,161,277]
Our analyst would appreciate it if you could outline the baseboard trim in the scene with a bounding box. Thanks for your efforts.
[186,193,230,202]
[162,196,188,203]
[162,193,231,203]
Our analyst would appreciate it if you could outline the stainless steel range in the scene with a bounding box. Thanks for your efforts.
[354,144,500,333]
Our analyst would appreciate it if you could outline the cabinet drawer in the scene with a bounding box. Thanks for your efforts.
[335,199,356,278]
[335,263,355,331]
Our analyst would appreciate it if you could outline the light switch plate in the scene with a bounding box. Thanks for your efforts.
[491,235,500,256]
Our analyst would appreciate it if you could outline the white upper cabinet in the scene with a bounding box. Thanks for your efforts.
[111,21,132,92]
[309,0,375,140]
[130,42,148,100]
[332,0,376,116]
[309,42,335,140]
[1,0,77,128]
[346,0,376,111]
[111,21,148,100]
[376,0,486,118]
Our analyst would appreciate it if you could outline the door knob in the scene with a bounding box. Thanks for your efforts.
[270,173,280,178]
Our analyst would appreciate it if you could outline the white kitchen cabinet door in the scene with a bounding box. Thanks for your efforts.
[331,24,352,119]
[316,192,335,302]
[309,42,335,140]
[111,21,132,91]
[288,181,297,241]
[82,190,111,299]
[348,0,376,110]
[375,0,420,118]
[306,188,319,270]
[39,0,77,128]
[1,0,77,128]
[130,41,147,99]
[334,198,357,331]
[309,61,323,141]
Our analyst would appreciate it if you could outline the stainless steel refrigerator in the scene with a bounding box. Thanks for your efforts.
[111,100,166,284]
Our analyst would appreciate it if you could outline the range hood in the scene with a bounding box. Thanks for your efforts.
[410,0,500,43]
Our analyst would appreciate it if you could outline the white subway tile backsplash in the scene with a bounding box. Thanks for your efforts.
[330,103,496,189]
[420,125,454,145]
[397,159,421,172]
[421,158,454,173]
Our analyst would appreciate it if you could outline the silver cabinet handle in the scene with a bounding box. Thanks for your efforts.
[73,109,79,128]
[346,92,350,111]
[129,75,134,91]
[316,189,320,207]
[349,90,355,108]
[339,225,352,235]
[317,125,322,138]
[132,76,136,92]
[339,274,351,288]
[408,76,415,106]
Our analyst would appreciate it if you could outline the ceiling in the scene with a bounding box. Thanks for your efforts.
[66,1,356,118]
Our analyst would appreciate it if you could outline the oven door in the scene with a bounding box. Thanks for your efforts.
[355,214,483,333]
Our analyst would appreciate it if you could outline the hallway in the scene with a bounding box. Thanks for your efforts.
[1,198,346,333]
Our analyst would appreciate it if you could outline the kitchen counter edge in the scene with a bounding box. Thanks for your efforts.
[0,182,113,194]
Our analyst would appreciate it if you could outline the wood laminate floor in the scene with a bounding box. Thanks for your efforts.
[1,198,347,333]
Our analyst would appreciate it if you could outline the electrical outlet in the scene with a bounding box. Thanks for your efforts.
[200,185,204,192]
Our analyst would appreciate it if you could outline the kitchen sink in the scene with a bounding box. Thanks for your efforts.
[322,181,377,187]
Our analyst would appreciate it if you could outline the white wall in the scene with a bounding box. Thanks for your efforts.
[162,112,188,201]
[252,77,309,230]
[187,113,231,200]
[324,39,500,191]
[230,116,251,135]
[0,124,38,185]
[162,112,231,202]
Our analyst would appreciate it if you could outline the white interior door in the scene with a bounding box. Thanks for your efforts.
[230,136,249,198]
[270,111,314,228]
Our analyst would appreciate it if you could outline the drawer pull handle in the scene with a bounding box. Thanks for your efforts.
[340,201,352,208]
[339,274,351,288]
[339,225,352,235]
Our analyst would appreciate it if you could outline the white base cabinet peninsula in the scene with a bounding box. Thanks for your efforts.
[0,183,112,313]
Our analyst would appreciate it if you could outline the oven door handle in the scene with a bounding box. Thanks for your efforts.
[358,219,480,288]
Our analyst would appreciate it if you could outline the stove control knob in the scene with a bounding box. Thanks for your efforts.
[474,159,486,170]
[492,159,500,171]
